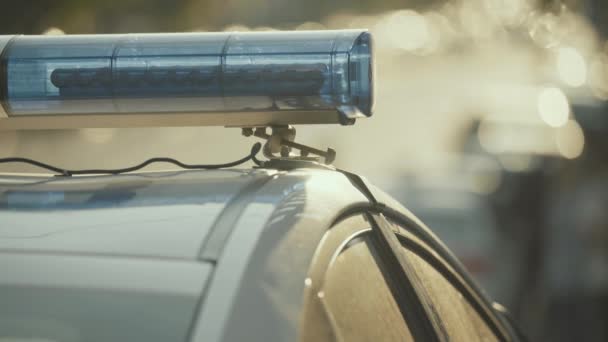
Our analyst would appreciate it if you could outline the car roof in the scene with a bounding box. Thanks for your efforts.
[0,167,384,261]
[0,169,272,260]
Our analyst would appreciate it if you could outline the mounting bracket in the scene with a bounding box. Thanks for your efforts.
[242,126,336,165]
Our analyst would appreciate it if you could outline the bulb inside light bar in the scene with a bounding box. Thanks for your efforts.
[0,31,373,127]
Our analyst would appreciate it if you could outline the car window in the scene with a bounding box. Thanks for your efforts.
[0,286,197,342]
[403,248,499,341]
[0,254,208,342]
[322,237,414,341]
[299,215,414,342]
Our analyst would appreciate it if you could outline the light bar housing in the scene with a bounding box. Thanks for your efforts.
[0,30,373,130]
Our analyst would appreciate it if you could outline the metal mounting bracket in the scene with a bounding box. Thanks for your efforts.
[242,125,336,165]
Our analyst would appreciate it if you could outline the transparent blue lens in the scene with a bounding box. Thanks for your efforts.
[0,31,373,117]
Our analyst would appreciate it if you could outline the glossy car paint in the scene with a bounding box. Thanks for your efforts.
[192,169,370,341]
[0,169,274,259]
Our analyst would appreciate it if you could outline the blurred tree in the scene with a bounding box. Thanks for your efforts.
[0,0,189,34]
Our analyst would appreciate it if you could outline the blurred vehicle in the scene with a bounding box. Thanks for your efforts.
[432,91,608,341]
[459,115,579,336]
[0,30,523,341]
[538,100,608,342]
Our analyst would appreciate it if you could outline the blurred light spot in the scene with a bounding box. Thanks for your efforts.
[471,171,502,195]
[498,154,533,172]
[555,119,584,159]
[537,87,569,127]
[383,10,432,53]
[529,13,560,48]
[557,47,587,87]
[223,24,250,32]
[42,27,65,35]
[295,22,326,31]
[79,128,116,144]
[458,1,494,40]
[317,291,325,299]
[304,278,312,287]
[485,0,529,27]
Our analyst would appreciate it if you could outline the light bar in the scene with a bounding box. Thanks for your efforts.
[0,30,373,130]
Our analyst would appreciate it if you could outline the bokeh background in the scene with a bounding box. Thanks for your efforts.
[1,0,607,340]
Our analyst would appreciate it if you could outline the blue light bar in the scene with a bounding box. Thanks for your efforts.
[0,30,373,129]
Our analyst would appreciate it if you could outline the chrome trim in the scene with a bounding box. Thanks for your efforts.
[0,35,13,118]
[0,110,342,130]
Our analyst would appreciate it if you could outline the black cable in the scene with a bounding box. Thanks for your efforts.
[251,151,264,167]
[0,142,263,177]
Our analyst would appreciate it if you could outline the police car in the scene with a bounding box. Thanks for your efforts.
[0,30,523,341]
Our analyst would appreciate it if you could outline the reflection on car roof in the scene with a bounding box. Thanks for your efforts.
[0,169,273,259]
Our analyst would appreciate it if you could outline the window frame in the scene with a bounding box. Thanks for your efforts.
[371,209,517,342]
[395,230,506,340]
[364,212,444,342]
